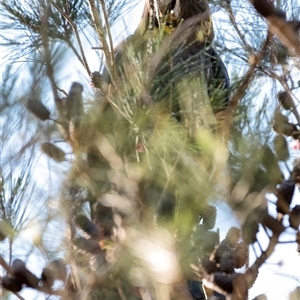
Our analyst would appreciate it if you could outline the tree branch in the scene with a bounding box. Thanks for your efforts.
[249,0,300,57]
[99,0,116,78]
[87,0,114,79]
[223,32,271,140]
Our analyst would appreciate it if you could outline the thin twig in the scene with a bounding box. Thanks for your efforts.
[12,292,26,300]
[99,0,116,78]
[278,240,298,244]
[226,7,253,53]
[55,85,68,96]
[51,2,91,75]
[250,230,283,271]
[269,73,300,124]
[0,255,65,297]
[66,39,87,68]
[223,32,271,140]
[40,2,59,101]
[261,224,271,239]
[256,66,300,124]
[251,244,259,259]
[87,0,114,79]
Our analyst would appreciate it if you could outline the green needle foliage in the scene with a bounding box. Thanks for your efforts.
[1,0,300,300]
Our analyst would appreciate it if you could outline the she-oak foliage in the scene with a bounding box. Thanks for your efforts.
[1,0,300,299]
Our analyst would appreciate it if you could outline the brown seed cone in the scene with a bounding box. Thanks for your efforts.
[273,121,296,136]
[276,179,295,216]
[277,91,295,111]
[65,82,84,121]
[69,116,82,146]
[289,205,300,230]
[290,159,300,184]
[273,134,289,161]
[75,215,100,239]
[41,142,66,162]
[2,275,23,292]
[11,259,40,288]
[41,259,67,287]
[73,237,102,254]
[223,227,241,249]
[214,243,234,274]
[274,109,289,124]
[201,257,218,274]
[90,71,103,89]
[233,242,248,269]
[41,266,54,288]
[218,256,235,274]
[26,100,51,121]
[213,272,233,294]
[201,205,217,230]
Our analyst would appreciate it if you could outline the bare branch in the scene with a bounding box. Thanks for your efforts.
[87,0,114,79]
[99,0,116,78]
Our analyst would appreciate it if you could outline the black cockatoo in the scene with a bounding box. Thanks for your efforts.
[92,0,230,121]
